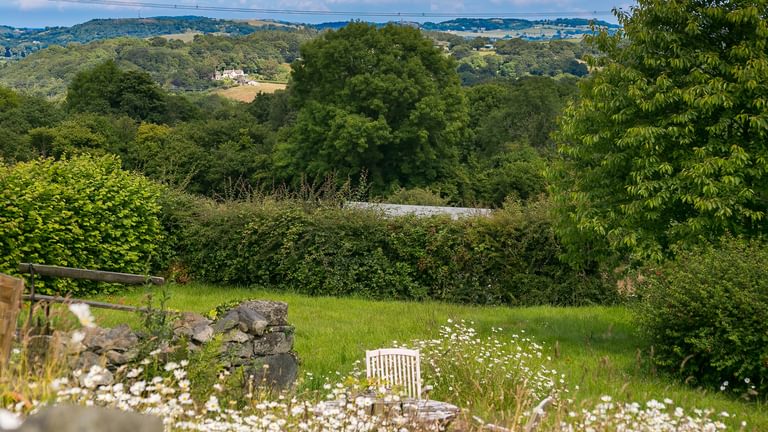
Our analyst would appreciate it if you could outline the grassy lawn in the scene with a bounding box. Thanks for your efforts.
[91,282,768,430]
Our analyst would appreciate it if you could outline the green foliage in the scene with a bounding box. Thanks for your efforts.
[277,23,469,193]
[28,120,109,158]
[456,39,594,85]
[409,320,561,424]
[169,196,613,306]
[637,236,768,396]
[139,287,177,344]
[185,335,231,403]
[122,123,202,188]
[0,16,276,59]
[0,30,313,99]
[0,155,164,295]
[67,60,167,122]
[550,0,768,266]
[421,18,620,33]
[0,86,63,162]
[247,90,294,130]
[466,146,548,207]
[466,76,579,154]
[384,187,448,206]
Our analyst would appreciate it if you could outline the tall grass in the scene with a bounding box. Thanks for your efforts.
[89,283,768,430]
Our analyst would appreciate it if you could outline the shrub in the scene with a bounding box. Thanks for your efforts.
[637,236,768,396]
[0,155,164,295]
[170,195,615,306]
[384,187,449,206]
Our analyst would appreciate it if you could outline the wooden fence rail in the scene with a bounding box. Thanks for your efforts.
[22,294,156,314]
[18,263,166,320]
[0,265,164,368]
[0,274,23,367]
[18,263,164,286]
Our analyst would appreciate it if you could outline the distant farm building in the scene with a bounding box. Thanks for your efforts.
[213,69,246,80]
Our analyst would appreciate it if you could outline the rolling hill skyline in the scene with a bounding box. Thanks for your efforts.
[5,0,632,28]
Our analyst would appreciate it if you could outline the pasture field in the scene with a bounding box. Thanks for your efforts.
[157,31,203,42]
[215,82,288,102]
[91,283,768,430]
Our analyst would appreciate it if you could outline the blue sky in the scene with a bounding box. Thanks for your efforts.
[3,1,633,28]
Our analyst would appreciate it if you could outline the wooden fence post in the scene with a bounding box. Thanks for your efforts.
[0,273,23,368]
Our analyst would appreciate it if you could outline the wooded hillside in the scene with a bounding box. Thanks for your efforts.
[0,30,313,99]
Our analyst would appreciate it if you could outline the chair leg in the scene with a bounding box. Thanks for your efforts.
[523,396,554,432]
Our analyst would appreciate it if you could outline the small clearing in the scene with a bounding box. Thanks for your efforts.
[158,32,202,42]
[216,83,287,102]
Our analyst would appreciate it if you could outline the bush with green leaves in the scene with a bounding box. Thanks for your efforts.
[637,236,768,396]
[384,187,449,206]
[172,196,614,306]
[0,155,164,295]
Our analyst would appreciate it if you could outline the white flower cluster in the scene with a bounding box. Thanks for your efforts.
[7,359,435,432]
[405,319,562,402]
[562,396,737,431]
[2,317,748,432]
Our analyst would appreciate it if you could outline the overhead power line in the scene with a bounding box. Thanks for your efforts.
[48,0,616,19]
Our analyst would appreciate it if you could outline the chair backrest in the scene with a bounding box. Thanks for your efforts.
[365,348,422,399]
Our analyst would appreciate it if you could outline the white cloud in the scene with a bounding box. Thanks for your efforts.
[430,0,463,13]
[14,0,50,10]
[489,0,573,6]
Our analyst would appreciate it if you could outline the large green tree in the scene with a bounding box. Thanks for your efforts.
[275,23,469,192]
[66,60,167,123]
[549,0,768,265]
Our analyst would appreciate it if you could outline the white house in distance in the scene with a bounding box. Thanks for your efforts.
[214,69,246,80]
[213,69,261,86]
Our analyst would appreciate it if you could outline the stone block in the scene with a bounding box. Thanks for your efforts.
[212,309,239,333]
[222,329,250,343]
[223,340,254,359]
[105,348,138,366]
[252,332,293,355]
[85,325,137,354]
[17,405,162,432]
[191,324,214,344]
[239,301,288,326]
[70,351,101,371]
[235,306,268,336]
[248,352,299,389]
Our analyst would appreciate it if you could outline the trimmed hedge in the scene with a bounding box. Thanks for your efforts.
[172,196,613,306]
[0,155,164,295]
[637,237,768,395]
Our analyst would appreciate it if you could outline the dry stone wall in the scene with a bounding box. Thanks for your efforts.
[53,300,299,390]
[174,300,299,388]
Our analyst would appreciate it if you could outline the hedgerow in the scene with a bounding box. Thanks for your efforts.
[171,195,613,306]
[0,155,164,295]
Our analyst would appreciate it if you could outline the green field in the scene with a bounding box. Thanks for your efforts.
[89,283,768,430]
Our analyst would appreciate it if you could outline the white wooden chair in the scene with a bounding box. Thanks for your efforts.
[365,348,425,399]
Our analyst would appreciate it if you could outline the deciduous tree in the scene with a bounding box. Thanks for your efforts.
[275,23,469,192]
[549,0,768,265]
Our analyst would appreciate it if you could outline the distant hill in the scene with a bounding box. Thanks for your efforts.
[0,15,620,60]
[0,16,294,59]
[0,29,313,99]
[421,18,620,32]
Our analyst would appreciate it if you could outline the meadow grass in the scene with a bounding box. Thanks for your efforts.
[89,282,768,430]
